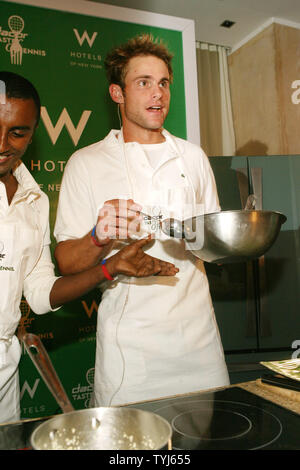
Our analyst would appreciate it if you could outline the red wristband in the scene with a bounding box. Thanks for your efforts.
[101,259,114,281]
[91,225,102,247]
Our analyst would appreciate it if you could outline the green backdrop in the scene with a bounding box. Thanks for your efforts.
[0,0,187,419]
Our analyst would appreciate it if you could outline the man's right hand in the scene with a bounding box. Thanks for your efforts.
[95,199,143,246]
[107,236,179,278]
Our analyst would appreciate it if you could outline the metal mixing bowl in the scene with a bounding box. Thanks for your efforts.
[162,210,287,264]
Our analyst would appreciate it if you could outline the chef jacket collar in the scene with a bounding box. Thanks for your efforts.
[113,128,182,169]
[12,161,42,204]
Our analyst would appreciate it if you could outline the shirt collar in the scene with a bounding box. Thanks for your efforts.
[110,128,181,160]
[12,161,42,203]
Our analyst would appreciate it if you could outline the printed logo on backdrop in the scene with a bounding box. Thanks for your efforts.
[71,368,94,408]
[82,299,99,318]
[18,300,35,334]
[73,29,98,47]
[77,299,98,341]
[29,105,92,193]
[20,378,40,400]
[20,378,46,417]
[18,300,54,347]
[0,14,46,65]
[70,27,102,70]
[28,104,92,192]
[41,106,91,146]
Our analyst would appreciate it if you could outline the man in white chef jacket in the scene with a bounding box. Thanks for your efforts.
[54,35,230,407]
[0,71,178,423]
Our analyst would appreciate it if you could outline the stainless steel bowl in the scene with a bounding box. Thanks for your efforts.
[31,407,172,450]
[162,210,287,264]
[22,334,172,451]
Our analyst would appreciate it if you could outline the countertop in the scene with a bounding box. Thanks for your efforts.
[238,380,300,415]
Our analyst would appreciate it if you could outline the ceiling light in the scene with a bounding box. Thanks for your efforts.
[220,20,235,28]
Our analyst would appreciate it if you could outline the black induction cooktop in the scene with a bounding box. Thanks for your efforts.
[129,386,300,450]
[0,386,299,450]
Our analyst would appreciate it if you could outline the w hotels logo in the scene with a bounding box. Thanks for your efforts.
[73,28,98,48]
[41,107,91,146]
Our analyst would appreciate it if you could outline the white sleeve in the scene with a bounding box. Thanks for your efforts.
[23,221,60,315]
[23,246,59,315]
[54,153,96,242]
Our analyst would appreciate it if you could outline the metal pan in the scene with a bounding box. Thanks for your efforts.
[22,334,172,450]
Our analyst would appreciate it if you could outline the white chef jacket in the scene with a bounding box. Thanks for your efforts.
[54,129,229,406]
[0,161,58,423]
